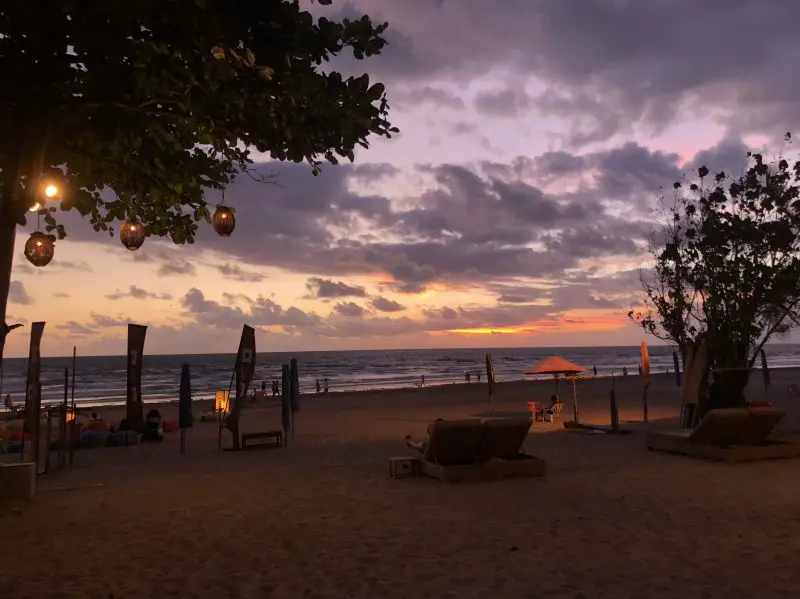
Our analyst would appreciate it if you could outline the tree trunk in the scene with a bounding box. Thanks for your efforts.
[0,221,17,368]
[707,368,750,412]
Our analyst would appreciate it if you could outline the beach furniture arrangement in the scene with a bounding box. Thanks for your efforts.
[402,417,546,483]
[646,407,800,463]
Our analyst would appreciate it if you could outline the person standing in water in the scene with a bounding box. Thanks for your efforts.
[315,378,321,394]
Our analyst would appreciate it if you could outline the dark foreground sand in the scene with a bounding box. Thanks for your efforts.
[2,371,800,598]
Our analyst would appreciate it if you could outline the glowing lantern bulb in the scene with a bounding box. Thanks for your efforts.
[44,184,58,198]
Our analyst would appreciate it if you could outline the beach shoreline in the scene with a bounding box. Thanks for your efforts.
[1,364,787,414]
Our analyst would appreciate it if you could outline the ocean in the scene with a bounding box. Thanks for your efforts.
[1,344,797,409]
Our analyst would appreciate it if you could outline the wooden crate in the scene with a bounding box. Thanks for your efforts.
[388,456,420,479]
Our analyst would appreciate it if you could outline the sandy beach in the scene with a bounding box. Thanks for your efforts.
[3,370,800,598]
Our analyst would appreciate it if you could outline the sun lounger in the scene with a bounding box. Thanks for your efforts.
[646,407,800,463]
[414,417,545,482]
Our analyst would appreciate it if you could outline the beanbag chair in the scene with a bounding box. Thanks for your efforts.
[78,429,109,449]
[5,441,23,454]
[86,420,110,432]
[107,430,141,447]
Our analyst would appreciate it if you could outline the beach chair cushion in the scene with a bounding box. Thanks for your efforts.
[422,419,483,466]
[688,407,786,446]
[480,417,533,460]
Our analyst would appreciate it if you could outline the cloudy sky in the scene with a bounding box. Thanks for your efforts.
[6,0,800,357]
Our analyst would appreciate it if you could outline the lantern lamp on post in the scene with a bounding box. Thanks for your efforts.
[120,220,145,251]
[24,231,55,267]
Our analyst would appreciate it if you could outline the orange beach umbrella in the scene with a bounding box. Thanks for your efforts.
[525,356,586,398]
[525,356,586,376]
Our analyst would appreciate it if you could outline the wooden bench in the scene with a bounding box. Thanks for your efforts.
[241,430,283,450]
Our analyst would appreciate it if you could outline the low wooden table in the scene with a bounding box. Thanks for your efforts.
[388,456,420,478]
[241,430,283,450]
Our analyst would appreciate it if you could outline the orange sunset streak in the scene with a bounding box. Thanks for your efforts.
[434,310,630,336]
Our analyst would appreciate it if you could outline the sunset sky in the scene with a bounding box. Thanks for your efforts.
[6,0,800,358]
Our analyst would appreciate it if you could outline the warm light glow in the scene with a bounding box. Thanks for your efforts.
[28,202,41,212]
[446,325,530,335]
[215,390,230,413]
[44,184,58,198]
[433,310,631,337]
[66,411,75,423]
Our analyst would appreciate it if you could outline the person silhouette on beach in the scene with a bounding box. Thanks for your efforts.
[593,365,597,377]
[476,371,481,382]
[623,366,628,377]
[261,381,266,394]
[316,378,321,394]
[405,418,445,454]
[421,374,425,387]
[465,372,471,383]
[324,378,329,393]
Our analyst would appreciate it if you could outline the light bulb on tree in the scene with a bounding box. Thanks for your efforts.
[44,183,58,198]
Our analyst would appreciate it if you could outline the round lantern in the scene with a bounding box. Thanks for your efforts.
[212,205,236,237]
[24,231,55,267]
[120,220,145,251]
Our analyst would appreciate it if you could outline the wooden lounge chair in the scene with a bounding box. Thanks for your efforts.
[415,417,545,482]
[419,419,483,465]
[646,407,800,463]
[480,417,546,478]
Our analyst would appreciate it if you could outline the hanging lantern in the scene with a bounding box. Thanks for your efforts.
[212,205,236,237]
[24,231,55,267]
[120,220,145,251]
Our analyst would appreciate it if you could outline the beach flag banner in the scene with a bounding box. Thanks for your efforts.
[485,354,495,415]
[290,358,300,413]
[23,321,45,465]
[178,364,192,454]
[234,325,257,406]
[281,364,291,439]
[126,324,147,431]
[640,342,651,388]
[640,341,651,423]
